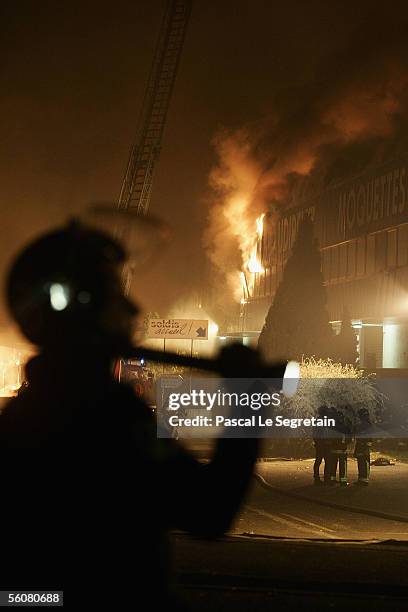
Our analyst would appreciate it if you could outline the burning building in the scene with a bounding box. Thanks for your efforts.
[204,11,408,367]
[242,154,408,369]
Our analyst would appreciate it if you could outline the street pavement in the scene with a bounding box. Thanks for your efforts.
[235,478,408,540]
[173,461,408,610]
[256,458,408,522]
[174,527,408,610]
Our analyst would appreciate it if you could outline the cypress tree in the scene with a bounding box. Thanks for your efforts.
[258,214,333,361]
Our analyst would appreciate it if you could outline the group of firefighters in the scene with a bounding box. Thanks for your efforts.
[313,405,372,487]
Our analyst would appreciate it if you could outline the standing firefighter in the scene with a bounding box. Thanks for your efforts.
[313,405,330,485]
[326,407,350,486]
[354,408,372,486]
[0,221,261,608]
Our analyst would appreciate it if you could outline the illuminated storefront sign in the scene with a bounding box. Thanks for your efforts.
[337,165,408,240]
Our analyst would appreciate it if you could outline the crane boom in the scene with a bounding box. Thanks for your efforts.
[118,0,191,216]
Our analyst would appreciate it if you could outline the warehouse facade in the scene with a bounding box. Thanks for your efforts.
[243,155,408,368]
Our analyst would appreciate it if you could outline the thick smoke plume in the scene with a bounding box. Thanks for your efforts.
[203,129,266,300]
[204,15,408,305]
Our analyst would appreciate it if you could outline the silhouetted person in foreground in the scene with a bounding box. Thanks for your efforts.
[0,222,259,608]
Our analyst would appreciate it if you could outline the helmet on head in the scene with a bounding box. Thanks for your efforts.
[358,407,370,421]
[6,221,137,349]
[317,405,328,417]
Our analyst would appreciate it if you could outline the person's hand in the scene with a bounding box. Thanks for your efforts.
[217,344,263,378]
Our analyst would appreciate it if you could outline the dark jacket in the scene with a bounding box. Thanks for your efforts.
[0,350,258,607]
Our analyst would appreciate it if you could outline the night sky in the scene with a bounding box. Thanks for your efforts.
[1,0,408,340]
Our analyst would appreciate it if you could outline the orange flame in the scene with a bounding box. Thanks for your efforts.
[256,213,265,238]
[246,214,265,275]
[247,247,264,274]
